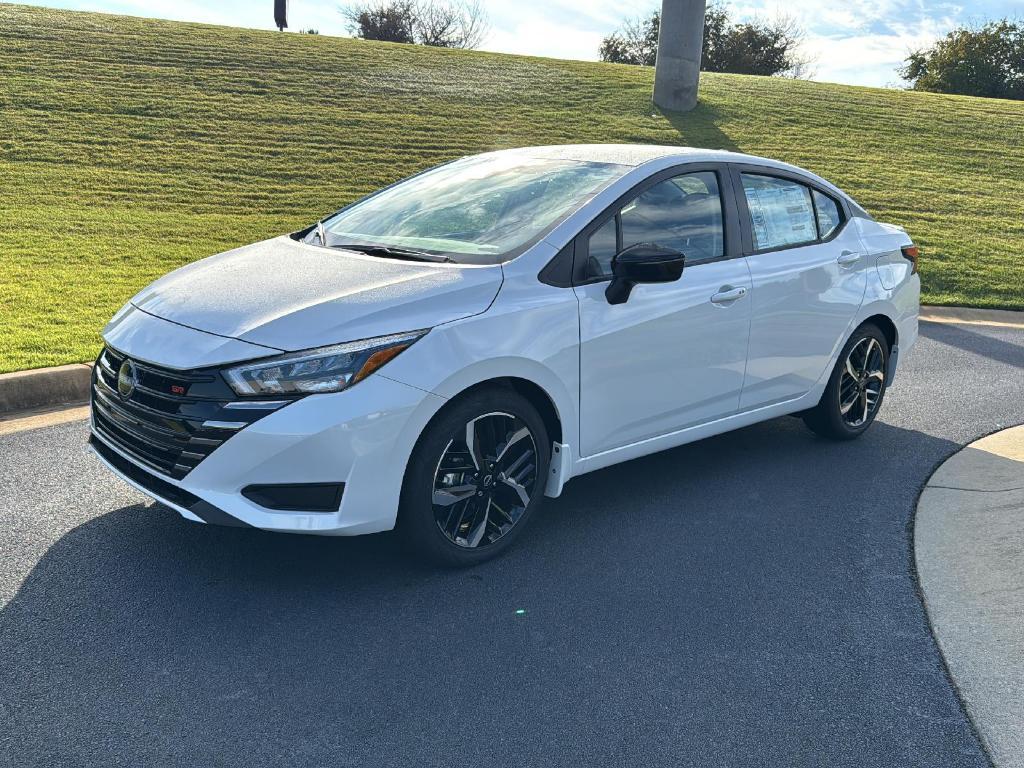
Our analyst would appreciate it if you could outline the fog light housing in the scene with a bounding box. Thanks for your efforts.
[242,483,344,512]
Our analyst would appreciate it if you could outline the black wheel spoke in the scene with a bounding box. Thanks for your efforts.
[496,426,531,462]
[498,477,530,508]
[446,496,473,536]
[432,412,538,549]
[499,445,532,478]
[489,499,516,526]
[464,420,486,470]
[433,484,476,507]
[462,501,489,547]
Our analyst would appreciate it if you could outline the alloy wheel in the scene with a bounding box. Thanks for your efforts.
[839,336,885,428]
[431,412,538,548]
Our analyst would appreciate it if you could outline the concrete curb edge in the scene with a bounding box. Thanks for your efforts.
[0,364,93,417]
[914,424,1024,768]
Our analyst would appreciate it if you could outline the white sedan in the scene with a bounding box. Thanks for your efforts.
[90,145,920,565]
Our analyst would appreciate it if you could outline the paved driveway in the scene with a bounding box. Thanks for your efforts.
[1,321,1022,768]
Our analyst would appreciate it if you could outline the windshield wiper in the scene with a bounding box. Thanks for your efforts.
[332,243,454,263]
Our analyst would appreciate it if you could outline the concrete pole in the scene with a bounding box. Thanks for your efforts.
[653,0,707,112]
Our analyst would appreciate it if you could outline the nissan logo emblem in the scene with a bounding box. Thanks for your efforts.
[117,359,137,399]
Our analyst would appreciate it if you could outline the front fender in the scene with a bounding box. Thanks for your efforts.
[380,283,581,478]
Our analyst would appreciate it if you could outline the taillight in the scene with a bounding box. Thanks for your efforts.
[901,245,919,274]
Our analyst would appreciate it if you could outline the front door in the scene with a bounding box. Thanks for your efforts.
[575,168,752,457]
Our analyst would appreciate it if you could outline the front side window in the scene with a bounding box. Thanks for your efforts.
[742,174,817,251]
[588,171,725,278]
[313,155,626,265]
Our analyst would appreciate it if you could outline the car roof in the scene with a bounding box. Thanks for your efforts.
[472,144,866,218]
[484,143,771,169]
[482,144,850,192]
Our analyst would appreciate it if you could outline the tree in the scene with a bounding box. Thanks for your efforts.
[600,3,812,78]
[599,12,660,66]
[415,0,487,48]
[340,0,488,49]
[342,0,415,43]
[900,20,1024,100]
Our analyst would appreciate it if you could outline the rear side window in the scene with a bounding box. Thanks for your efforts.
[813,189,843,239]
[741,174,817,251]
[587,171,725,278]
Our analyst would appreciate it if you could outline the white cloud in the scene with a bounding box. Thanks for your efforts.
[800,13,961,86]
[803,32,919,87]
[483,17,604,60]
[702,0,968,86]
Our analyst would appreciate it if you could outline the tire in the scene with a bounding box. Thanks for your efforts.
[802,323,889,441]
[397,387,550,567]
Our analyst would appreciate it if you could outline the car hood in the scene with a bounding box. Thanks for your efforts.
[129,236,503,351]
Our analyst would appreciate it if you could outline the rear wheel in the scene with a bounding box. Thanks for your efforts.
[397,388,550,566]
[803,324,889,440]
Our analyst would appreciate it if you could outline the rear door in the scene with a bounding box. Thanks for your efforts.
[574,165,752,457]
[731,166,868,411]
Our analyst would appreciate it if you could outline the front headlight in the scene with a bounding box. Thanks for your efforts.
[224,330,427,397]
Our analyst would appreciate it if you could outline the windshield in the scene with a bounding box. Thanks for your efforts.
[310,155,627,265]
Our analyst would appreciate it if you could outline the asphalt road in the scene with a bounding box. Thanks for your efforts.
[2,321,1022,768]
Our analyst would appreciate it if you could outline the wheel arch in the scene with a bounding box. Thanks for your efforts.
[420,376,564,447]
[860,313,898,351]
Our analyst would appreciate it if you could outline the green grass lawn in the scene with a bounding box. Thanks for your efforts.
[1,4,1023,373]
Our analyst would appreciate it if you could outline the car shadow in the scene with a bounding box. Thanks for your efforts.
[920,320,1024,369]
[0,415,981,766]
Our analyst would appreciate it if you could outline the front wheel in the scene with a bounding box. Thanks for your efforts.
[397,388,550,566]
[803,324,889,440]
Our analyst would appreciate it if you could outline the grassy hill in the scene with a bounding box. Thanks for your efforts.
[1,4,1023,373]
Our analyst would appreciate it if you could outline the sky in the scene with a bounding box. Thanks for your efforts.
[14,0,1024,88]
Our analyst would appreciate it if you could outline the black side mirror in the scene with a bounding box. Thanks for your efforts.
[605,243,685,305]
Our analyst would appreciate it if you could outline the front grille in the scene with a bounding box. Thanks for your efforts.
[91,346,283,479]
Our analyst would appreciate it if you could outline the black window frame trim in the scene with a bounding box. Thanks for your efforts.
[728,163,853,257]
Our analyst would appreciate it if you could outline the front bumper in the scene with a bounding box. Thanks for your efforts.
[90,434,251,527]
[89,372,447,536]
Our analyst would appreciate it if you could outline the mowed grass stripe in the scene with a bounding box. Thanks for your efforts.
[1,3,1022,372]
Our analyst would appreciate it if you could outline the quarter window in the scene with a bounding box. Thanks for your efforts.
[588,171,725,278]
[813,189,843,239]
[741,174,817,251]
[587,217,618,277]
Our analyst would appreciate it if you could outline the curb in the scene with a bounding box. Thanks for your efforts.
[0,364,93,416]
[919,305,1024,328]
[915,425,1024,768]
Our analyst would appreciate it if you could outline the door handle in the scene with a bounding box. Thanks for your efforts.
[711,286,748,304]
[837,251,861,267]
